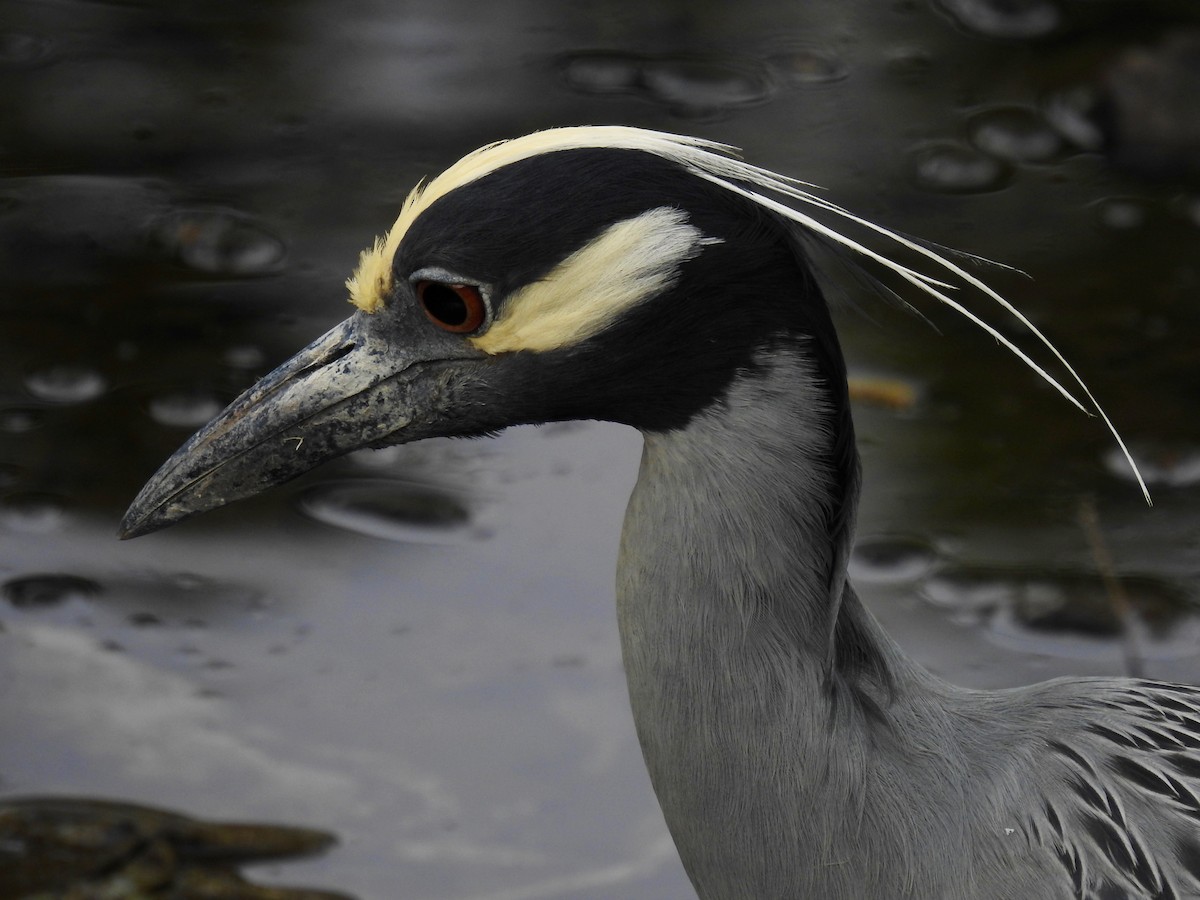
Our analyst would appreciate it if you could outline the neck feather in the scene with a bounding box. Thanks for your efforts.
[619,342,896,684]
[615,344,924,895]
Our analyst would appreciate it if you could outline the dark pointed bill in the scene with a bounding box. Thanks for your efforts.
[120,316,437,538]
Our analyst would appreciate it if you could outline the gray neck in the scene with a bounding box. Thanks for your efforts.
[616,347,943,898]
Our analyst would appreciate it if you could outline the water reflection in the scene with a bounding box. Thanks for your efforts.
[967,106,1064,164]
[295,478,485,544]
[767,46,848,85]
[0,493,69,534]
[1094,196,1152,231]
[849,536,939,584]
[147,390,227,429]
[558,51,777,118]
[3,574,102,609]
[934,0,1062,39]
[911,141,1014,192]
[923,566,1197,660]
[1107,443,1200,489]
[0,409,45,435]
[23,365,108,405]
[0,796,350,899]
[152,209,287,277]
[0,32,52,67]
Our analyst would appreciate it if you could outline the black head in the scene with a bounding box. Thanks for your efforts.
[124,124,1119,537]
[375,146,848,433]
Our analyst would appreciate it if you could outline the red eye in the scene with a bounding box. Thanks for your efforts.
[415,280,487,334]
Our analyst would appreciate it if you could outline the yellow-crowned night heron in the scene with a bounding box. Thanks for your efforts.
[123,127,1187,900]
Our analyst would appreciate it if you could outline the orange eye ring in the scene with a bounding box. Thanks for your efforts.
[415,281,487,334]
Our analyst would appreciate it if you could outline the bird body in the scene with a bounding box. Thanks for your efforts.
[121,127,1193,898]
[619,345,1200,898]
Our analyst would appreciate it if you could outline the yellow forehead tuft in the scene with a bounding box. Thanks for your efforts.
[345,236,390,313]
[345,181,426,313]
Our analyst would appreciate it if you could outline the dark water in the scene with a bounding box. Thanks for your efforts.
[1,1,1198,897]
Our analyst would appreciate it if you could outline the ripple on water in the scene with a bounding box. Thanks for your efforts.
[560,51,643,94]
[1105,443,1200,489]
[105,571,263,632]
[911,142,1012,193]
[923,566,1198,660]
[23,364,107,404]
[967,107,1063,164]
[885,48,934,83]
[0,493,68,533]
[148,390,224,428]
[1043,87,1104,152]
[1184,196,1200,228]
[0,32,52,66]
[153,209,285,277]
[850,536,939,583]
[347,445,409,470]
[934,0,1061,40]
[1093,196,1150,231]
[0,407,45,433]
[3,573,101,608]
[295,479,483,544]
[224,344,265,370]
[0,464,21,489]
[558,51,775,117]
[766,47,847,85]
[640,58,775,117]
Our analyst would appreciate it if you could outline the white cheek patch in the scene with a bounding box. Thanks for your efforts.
[471,207,722,355]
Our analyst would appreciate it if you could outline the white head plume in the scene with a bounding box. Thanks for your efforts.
[347,125,1149,503]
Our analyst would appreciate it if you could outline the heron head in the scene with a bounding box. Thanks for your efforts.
[121,125,1146,538]
[120,128,845,538]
